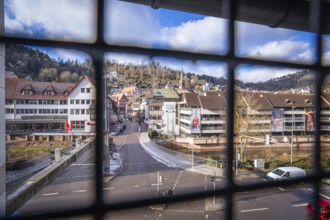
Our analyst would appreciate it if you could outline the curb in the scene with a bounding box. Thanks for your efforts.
[149,204,165,211]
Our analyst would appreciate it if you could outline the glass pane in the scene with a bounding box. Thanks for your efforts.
[4,0,97,42]
[104,53,229,212]
[234,65,316,184]
[105,0,228,54]
[5,45,96,216]
[233,187,313,220]
[322,35,330,66]
[236,21,317,65]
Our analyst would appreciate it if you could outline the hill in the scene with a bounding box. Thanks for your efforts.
[5,44,328,93]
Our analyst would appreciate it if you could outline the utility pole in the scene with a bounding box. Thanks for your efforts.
[291,106,295,164]
[191,147,194,170]
[104,75,110,175]
[157,171,160,198]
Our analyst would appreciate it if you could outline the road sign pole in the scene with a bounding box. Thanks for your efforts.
[157,171,160,198]
[213,171,216,204]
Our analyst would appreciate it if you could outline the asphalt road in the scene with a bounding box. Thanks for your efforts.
[16,120,330,219]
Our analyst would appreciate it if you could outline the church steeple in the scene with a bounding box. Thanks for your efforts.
[179,67,185,89]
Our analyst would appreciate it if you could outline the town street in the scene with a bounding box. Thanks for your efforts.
[16,120,330,219]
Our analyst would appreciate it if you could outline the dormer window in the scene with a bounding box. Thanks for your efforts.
[64,86,72,96]
[22,89,32,95]
[305,99,312,104]
[285,99,293,104]
[21,84,34,95]
[45,90,54,96]
[44,85,55,96]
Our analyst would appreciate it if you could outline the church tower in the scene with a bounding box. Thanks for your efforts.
[179,67,185,89]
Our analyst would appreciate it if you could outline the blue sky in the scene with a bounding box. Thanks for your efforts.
[4,0,330,83]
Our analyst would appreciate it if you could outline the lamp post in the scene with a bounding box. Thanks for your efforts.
[291,106,295,164]
[104,74,110,175]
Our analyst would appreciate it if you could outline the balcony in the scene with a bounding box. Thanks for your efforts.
[150,110,164,116]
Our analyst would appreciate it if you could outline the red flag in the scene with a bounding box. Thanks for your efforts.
[65,120,70,132]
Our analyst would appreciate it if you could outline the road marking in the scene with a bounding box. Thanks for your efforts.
[117,140,127,151]
[103,187,114,190]
[73,190,87,193]
[278,187,285,191]
[151,183,163,186]
[173,171,183,189]
[241,208,268,212]
[79,152,95,164]
[126,185,139,188]
[293,203,308,207]
[43,192,59,196]
[71,164,94,166]
[307,188,330,199]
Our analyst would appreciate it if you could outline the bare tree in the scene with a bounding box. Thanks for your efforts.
[234,91,270,163]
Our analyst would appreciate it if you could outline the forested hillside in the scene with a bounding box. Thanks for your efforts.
[5,44,94,82]
[5,44,328,93]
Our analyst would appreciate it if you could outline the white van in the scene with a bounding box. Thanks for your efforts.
[267,166,306,181]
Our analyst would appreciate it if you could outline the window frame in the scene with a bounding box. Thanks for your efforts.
[2,0,330,219]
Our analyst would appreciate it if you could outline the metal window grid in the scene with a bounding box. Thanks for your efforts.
[1,0,330,219]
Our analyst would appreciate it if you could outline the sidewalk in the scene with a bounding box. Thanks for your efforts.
[104,152,122,183]
[139,132,266,179]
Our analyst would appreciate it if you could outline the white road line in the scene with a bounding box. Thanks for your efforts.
[173,171,183,189]
[241,208,268,213]
[117,140,127,151]
[278,187,285,191]
[293,203,308,207]
[126,185,140,188]
[43,192,59,196]
[103,187,114,190]
[71,164,94,166]
[307,188,330,199]
[73,190,87,193]
[151,183,163,186]
[79,152,95,164]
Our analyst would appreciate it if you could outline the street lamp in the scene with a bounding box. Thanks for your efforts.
[291,106,295,164]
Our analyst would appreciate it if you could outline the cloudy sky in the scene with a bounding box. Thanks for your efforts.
[4,0,330,82]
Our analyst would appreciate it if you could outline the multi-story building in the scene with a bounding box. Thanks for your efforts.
[5,75,96,133]
[179,93,227,137]
[149,89,180,134]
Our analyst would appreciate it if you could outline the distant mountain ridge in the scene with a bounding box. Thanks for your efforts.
[5,44,326,93]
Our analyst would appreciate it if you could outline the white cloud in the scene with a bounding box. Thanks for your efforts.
[247,40,314,63]
[236,66,302,83]
[159,17,227,53]
[5,0,96,41]
[323,51,330,66]
[52,49,91,63]
[105,0,160,46]
[105,53,149,65]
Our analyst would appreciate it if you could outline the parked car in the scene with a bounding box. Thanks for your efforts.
[266,166,306,181]
[110,129,119,136]
[307,198,330,220]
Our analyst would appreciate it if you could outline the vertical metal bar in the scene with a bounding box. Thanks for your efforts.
[95,0,106,219]
[224,0,237,219]
[310,0,324,220]
[0,0,5,217]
